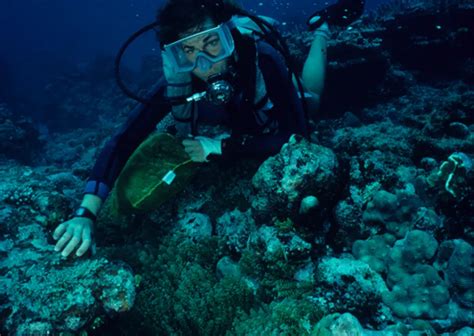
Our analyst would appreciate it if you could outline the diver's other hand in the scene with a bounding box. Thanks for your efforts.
[53,217,94,257]
[183,136,222,162]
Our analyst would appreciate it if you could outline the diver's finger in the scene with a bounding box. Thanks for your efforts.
[183,143,200,151]
[61,227,81,257]
[76,228,92,257]
[184,146,198,155]
[182,139,197,146]
[54,227,74,252]
[53,223,66,240]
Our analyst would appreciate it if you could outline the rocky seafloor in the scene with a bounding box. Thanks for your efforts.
[1,0,473,335]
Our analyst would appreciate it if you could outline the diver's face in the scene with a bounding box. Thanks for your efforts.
[179,17,229,81]
[192,58,229,82]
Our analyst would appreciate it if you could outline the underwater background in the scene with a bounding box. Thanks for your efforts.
[0,0,473,335]
[1,0,385,120]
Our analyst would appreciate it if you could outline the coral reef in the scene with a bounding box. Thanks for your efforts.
[0,161,136,334]
[0,219,135,334]
[314,257,389,324]
[435,239,474,309]
[230,298,324,335]
[251,135,340,223]
[382,230,450,320]
[362,189,422,238]
[37,56,134,132]
[132,235,255,335]
[0,104,42,163]
[1,0,473,334]
[216,208,256,253]
[352,234,396,274]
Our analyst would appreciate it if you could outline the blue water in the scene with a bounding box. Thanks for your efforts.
[0,0,387,97]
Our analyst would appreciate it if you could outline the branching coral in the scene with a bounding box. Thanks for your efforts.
[135,235,255,335]
[230,298,324,336]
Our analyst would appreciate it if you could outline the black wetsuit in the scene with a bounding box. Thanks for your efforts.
[84,40,308,200]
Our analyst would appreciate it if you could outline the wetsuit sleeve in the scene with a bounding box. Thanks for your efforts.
[84,78,171,200]
[220,43,308,159]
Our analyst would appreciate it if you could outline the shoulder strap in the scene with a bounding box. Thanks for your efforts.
[233,31,258,107]
[227,31,260,134]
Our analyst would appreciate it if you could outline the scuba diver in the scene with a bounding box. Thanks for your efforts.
[53,0,365,257]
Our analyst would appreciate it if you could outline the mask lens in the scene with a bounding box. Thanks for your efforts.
[196,56,213,72]
[163,23,235,73]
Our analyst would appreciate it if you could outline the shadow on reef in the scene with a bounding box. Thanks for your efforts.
[379,0,473,79]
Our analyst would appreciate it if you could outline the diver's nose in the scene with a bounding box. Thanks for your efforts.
[196,55,213,72]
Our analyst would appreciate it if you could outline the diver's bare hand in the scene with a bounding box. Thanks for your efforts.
[53,217,94,257]
[183,136,222,162]
[183,139,207,162]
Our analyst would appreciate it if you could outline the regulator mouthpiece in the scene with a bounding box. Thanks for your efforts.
[207,79,234,105]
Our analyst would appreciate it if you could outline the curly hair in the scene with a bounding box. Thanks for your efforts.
[156,0,243,45]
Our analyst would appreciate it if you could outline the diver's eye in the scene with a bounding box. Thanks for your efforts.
[203,39,220,54]
[184,47,195,55]
[208,39,219,47]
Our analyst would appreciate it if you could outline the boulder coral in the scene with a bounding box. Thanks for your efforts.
[382,230,450,320]
[251,135,339,222]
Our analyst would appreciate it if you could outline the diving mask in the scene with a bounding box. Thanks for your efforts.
[162,21,236,73]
